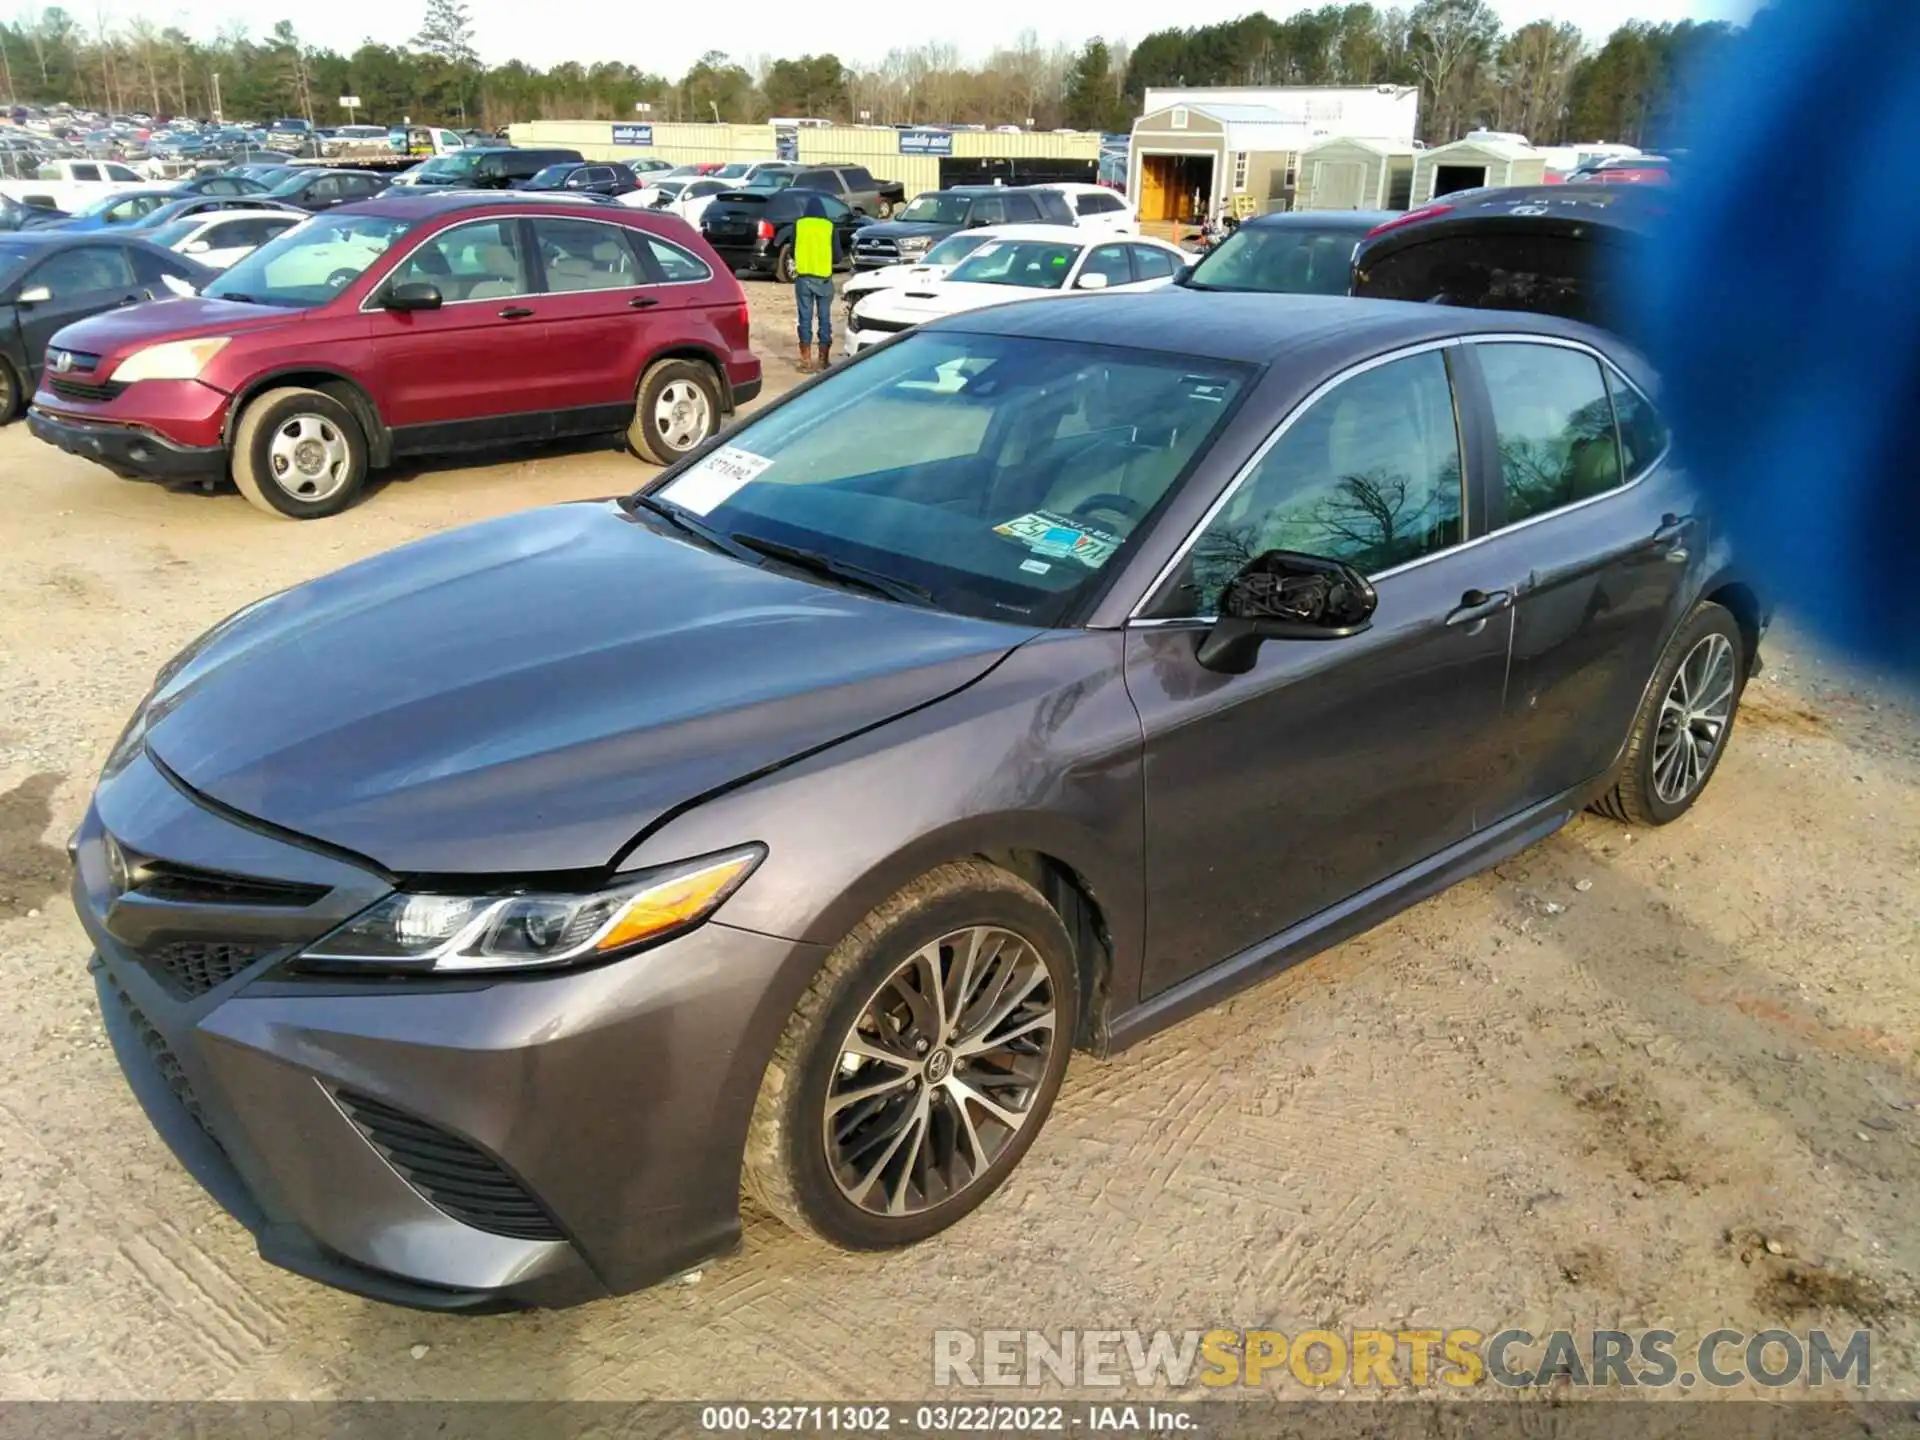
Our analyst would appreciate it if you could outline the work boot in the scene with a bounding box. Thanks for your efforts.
[797,342,815,372]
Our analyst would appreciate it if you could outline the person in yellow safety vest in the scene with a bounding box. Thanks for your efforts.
[792,194,841,373]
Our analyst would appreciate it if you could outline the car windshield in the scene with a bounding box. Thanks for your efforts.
[74,191,142,217]
[712,164,752,179]
[922,233,993,267]
[1186,223,1359,295]
[417,153,477,180]
[145,217,199,248]
[631,332,1250,625]
[896,194,971,225]
[203,212,407,308]
[524,164,573,189]
[946,240,1081,289]
[748,172,795,191]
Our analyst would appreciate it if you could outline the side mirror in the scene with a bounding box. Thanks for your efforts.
[183,239,210,253]
[383,280,443,312]
[1173,262,1197,286]
[1075,271,1109,290]
[1194,550,1378,674]
[964,215,986,229]
[16,283,50,305]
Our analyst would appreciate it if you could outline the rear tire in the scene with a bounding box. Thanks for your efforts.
[0,357,20,424]
[773,243,796,285]
[744,861,1077,1252]
[230,386,368,520]
[627,358,721,466]
[1593,601,1746,827]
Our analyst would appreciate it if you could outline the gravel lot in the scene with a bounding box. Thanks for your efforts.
[2,281,1917,1402]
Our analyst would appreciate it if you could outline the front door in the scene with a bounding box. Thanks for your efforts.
[16,244,147,383]
[1127,347,1514,998]
[1458,340,1698,824]
[366,216,550,444]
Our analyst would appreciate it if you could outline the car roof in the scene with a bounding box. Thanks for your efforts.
[336,191,655,221]
[1241,209,1397,232]
[178,207,306,223]
[937,290,1628,368]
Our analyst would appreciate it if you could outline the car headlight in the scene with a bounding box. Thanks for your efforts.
[896,235,932,253]
[294,846,766,975]
[111,336,230,383]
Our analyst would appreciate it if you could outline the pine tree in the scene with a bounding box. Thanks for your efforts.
[411,0,477,122]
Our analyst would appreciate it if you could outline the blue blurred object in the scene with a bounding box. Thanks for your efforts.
[1638,0,1920,676]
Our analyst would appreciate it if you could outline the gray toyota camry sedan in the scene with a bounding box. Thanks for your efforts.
[73,291,1766,1309]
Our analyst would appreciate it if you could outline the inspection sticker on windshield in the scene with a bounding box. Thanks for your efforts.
[659,446,772,515]
[994,510,1123,570]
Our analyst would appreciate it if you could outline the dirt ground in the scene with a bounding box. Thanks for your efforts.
[2,280,1918,1403]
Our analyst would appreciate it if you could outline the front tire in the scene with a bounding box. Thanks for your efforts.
[744,861,1077,1251]
[627,358,721,466]
[0,357,20,423]
[230,386,368,519]
[1594,601,1746,826]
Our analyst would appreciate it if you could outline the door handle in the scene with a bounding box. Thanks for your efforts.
[1647,512,1693,562]
[498,306,535,319]
[628,296,660,310]
[1445,587,1514,628]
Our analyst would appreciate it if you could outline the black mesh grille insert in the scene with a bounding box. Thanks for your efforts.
[130,860,328,909]
[108,979,207,1133]
[49,377,127,404]
[337,1090,565,1242]
[140,941,267,999]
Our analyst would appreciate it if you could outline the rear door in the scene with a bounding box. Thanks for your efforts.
[300,174,346,210]
[1453,338,1697,823]
[364,216,550,443]
[16,244,145,382]
[525,213,659,430]
[1122,242,1181,289]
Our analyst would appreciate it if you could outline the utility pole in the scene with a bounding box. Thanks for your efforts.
[210,69,223,123]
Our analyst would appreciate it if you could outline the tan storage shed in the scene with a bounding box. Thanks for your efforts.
[1411,137,1546,205]
[1296,137,1417,212]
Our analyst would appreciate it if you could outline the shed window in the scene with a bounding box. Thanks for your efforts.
[1171,108,1189,130]
[1232,152,1249,193]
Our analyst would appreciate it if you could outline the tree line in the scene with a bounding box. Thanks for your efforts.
[0,0,1738,148]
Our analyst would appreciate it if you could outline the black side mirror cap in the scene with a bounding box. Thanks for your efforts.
[1195,550,1377,673]
[383,280,443,312]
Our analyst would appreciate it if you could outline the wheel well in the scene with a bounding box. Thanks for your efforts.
[1704,582,1763,668]
[227,372,389,466]
[647,349,733,414]
[976,848,1113,1053]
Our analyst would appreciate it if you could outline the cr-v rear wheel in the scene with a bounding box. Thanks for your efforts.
[231,386,369,520]
[1594,601,1746,826]
[744,861,1076,1250]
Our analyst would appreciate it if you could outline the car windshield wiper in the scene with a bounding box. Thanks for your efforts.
[627,492,760,562]
[728,534,933,607]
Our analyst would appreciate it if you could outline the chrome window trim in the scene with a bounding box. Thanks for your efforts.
[1125,331,1670,624]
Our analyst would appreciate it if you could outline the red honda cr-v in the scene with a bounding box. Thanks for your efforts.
[26,192,762,518]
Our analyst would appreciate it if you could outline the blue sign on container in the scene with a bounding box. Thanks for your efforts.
[899,129,954,156]
[612,123,653,147]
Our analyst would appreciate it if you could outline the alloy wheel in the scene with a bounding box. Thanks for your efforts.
[653,380,712,453]
[1651,631,1736,805]
[823,926,1057,1217]
[266,413,351,502]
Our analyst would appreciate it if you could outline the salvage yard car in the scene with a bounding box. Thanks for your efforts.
[840,228,1003,326]
[851,185,1078,270]
[846,228,1188,353]
[700,185,865,282]
[70,286,1763,1309]
[25,192,761,512]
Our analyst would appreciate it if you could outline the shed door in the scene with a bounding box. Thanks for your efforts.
[1314,160,1366,210]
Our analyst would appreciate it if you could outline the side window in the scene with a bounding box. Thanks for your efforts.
[1607,366,1668,480]
[387,219,532,301]
[535,218,641,292]
[106,164,143,183]
[1074,194,1104,216]
[71,163,101,182]
[1172,351,1465,614]
[1080,244,1132,286]
[818,195,851,221]
[844,167,874,187]
[587,167,618,187]
[641,235,713,283]
[1478,342,1625,525]
[970,196,1007,225]
[28,244,136,298]
[306,175,342,201]
[1002,193,1041,222]
[1129,245,1178,282]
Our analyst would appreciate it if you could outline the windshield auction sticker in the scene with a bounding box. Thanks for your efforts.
[994,510,1123,570]
[660,446,772,515]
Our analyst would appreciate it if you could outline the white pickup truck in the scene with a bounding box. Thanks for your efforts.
[0,158,150,214]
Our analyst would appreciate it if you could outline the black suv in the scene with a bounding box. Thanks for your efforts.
[408,147,585,190]
[517,161,639,199]
[700,187,865,281]
[263,168,390,212]
[850,186,1075,269]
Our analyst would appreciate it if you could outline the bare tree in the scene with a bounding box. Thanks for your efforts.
[1407,0,1500,142]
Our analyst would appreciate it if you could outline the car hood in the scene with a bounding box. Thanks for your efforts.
[49,295,287,360]
[858,280,1054,322]
[845,261,952,295]
[856,220,959,242]
[142,501,1039,875]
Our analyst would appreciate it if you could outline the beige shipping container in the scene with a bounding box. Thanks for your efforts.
[1296,137,1417,212]
[508,120,776,165]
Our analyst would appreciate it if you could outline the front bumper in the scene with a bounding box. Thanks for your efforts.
[28,406,227,483]
[76,750,822,1309]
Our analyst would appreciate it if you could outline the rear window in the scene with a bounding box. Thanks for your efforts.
[897,193,969,225]
[1356,232,1624,331]
[1188,223,1359,296]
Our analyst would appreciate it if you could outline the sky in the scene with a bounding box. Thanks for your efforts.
[83,0,1758,77]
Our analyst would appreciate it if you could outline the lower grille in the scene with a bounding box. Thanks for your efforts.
[108,979,207,1133]
[854,240,901,265]
[141,940,267,999]
[338,1090,566,1243]
[852,315,913,335]
[50,377,126,404]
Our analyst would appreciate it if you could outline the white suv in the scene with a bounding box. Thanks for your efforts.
[1042,183,1139,237]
